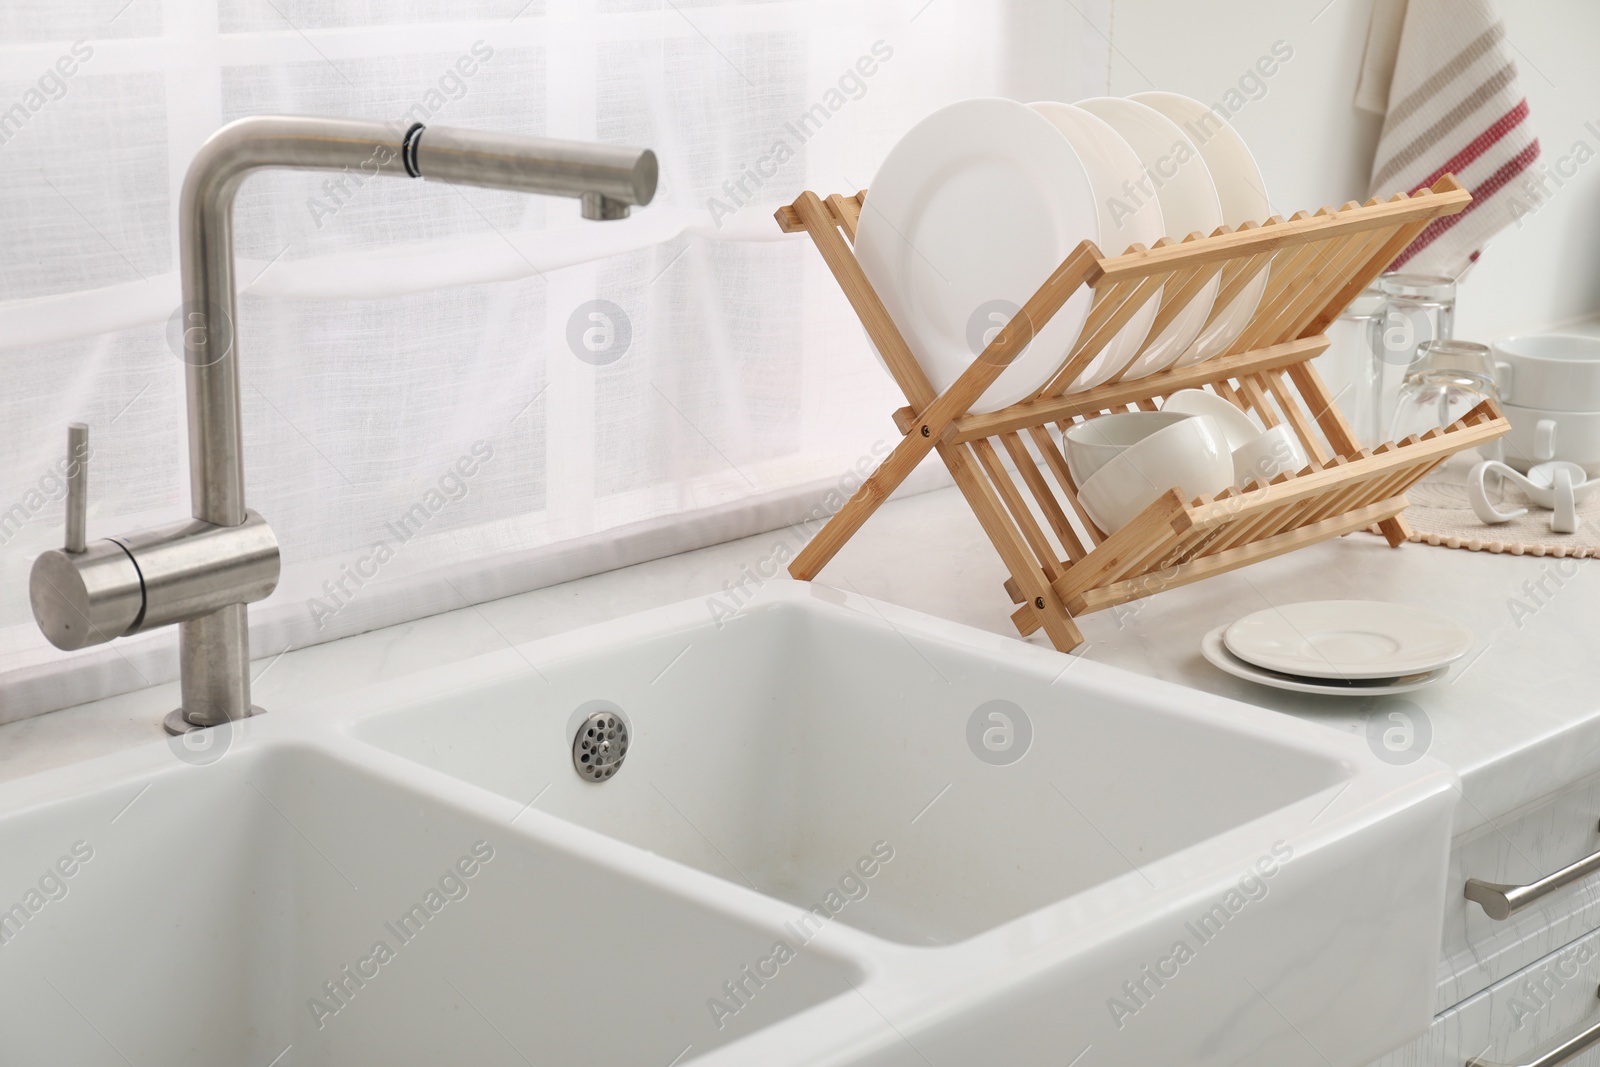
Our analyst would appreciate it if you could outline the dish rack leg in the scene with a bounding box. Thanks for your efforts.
[789,436,1086,653]
[789,427,934,581]
[939,441,1086,652]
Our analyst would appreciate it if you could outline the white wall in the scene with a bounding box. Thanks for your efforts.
[1106,0,1600,339]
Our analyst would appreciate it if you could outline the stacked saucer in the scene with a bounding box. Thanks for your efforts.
[1201,601,1473,696]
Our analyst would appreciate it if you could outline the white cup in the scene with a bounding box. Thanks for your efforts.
[1063,411,1191,486]
[1077,415,1233,533]
[1492,335,1600,412]
[1231,425,1310,489]
[1496,403,1600,477]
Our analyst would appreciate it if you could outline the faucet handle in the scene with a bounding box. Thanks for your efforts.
[30,422,144,651]
[64,422,88,553]
[30,419,279,654]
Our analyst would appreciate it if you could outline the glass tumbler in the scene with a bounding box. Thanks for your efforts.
[1376,273,1456,436]
[1388,340,1500,442]
[1316,287,1385,448]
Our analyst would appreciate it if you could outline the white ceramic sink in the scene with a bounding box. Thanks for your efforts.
[0,582,1458,1065]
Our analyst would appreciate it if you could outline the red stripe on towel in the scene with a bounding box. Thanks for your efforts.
[1390,139,1542,270]
[1408,99,1531,194]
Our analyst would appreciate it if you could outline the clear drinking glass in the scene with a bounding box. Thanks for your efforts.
[1376,273,1456,437]
[1388,340,1499,442]
[1316,287,1386,448]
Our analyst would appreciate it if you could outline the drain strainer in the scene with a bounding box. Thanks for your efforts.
[573,709,628,781]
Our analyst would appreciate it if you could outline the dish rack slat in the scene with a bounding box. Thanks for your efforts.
[776,175,1509,653]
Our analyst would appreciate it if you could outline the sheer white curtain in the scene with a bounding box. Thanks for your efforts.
[0,0,1108,721]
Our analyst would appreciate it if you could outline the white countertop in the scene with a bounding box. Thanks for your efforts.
[4,479,1597,837]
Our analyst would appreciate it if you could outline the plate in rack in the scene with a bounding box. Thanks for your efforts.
[1131,91,1271,368]
[855,98,1099,414]
[1074,97,1223,381]
[1028,100,1165,392]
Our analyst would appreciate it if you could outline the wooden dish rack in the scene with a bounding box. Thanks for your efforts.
[777,173,1510,653]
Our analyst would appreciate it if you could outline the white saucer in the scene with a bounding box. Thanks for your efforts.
[1222,601,1473,681]
[855,98,1098,414]
[1201,627,1448,696]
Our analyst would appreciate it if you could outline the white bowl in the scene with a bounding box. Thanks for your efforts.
[1074,97,1223,380]
[1160,388,1262,450]
[1028,101,1165,391]
[1077,415,1233,533]
[1131,92,1271,367]
[1063,410,1192,486]
[1231,424,1310,488]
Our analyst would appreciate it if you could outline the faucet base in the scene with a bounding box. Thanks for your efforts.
[163,705,264,737]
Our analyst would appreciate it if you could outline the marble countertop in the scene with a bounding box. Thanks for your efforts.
[3,479,1597,837]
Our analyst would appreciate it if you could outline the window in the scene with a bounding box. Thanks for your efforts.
[0,0,1106,719]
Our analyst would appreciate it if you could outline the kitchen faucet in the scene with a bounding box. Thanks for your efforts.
[28,116,658,735]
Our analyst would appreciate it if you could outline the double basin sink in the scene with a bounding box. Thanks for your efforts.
[0,582,1457,1065]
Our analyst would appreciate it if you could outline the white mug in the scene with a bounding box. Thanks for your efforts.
[1492,334,1600,412]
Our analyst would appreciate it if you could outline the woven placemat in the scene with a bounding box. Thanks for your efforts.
[1387,454,1600,557]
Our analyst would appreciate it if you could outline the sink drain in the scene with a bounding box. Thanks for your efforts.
[573,709,628,782]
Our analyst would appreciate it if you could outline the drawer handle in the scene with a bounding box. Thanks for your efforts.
[1467,992,1600,1066]
[1465,822,1600,920]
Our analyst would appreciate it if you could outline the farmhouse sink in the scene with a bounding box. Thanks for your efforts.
[0,582,1458,1065]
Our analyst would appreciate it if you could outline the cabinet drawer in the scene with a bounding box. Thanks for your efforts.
[1439,769,1600,1011]
[1378,923,1600,1066]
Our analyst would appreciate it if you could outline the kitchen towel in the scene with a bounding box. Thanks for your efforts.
[1357,0,1542,278]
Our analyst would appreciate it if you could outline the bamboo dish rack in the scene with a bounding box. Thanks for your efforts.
[777,174,1510,653]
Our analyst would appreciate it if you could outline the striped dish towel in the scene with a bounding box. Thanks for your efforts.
[1357,0,1542,277]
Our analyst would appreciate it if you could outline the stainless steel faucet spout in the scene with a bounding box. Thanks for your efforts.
[409,123,658,207]
[178,116,658,528]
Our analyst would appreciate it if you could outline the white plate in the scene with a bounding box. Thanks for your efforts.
[855,99,1098,414]
[1201,626,1448,696]
[1074,97,1222,380]
[1028,101,1164,391]
[1132,92,1271,367]
[1223,600,1473,680]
